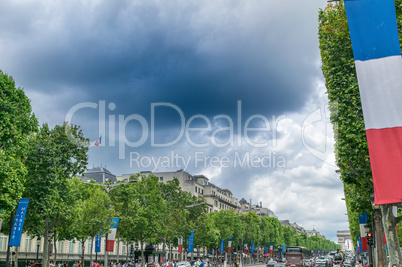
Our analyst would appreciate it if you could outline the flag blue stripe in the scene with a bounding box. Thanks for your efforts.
[358,211,368,224]
[344,0,401,61]
[111,218,119,229]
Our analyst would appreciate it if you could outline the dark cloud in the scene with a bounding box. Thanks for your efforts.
[1,0,324,123]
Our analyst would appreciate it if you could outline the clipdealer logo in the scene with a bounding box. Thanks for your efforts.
[64,100,335,170]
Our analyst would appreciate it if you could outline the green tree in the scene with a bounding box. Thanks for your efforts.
[23,123,89,267]
[68,180,113,265]
[110,174,165,267]
[0,70,38,214]
[158,179,197,258]
[240,212,261,263]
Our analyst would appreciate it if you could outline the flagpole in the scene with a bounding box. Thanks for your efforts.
[5,210,14,267]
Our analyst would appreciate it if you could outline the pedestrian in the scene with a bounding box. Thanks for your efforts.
[200,260,204,267]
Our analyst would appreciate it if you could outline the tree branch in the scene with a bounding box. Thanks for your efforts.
[347,160,373,188]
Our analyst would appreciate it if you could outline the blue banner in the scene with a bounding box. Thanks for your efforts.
[282,243,286,254]
[188,231,194,252]
[9,199,29,247]
[251,240,255,254]
[95,234,102,253]
[221,240,224,253]
[264,244,267,254]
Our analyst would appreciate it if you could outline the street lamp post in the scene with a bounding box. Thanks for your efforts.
[36,236,41,261]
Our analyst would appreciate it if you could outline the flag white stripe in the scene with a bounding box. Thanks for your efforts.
[109,228,117,240]
[355,55,402,130]
[359,224,366,238]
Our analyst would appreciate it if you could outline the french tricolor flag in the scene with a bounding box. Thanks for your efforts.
[344,0,402,205]
[178,237,183,253]
[358,212,368,251]
[227,237,232,253]
[106,218,119,252]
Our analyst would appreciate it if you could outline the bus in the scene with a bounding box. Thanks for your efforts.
[284,246,310,267]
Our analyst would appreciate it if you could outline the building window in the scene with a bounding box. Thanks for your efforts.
[195,186,197,193]
[159,177,163,182]
[78,242,83,254]
[122,244,126,255]
[58,241,64,254]
[87,239,92,254]
[0,234,8,252]
[210,208,212,213]
[215,200,218,207]
[25,236,32,252]
[69,241,74,254]
[201,189,204,195]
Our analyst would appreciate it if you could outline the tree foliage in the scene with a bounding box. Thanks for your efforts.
[23,123,89,266]
[0,70,38,213]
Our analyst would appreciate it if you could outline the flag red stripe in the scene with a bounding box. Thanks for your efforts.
[361,237,368,251]
[106,240,115,252]
[366,127,402,205]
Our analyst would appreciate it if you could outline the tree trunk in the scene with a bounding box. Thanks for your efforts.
[82,240,86,267]
[380,204,401,266]
[141,241,145,267]
[43,216,50,267]
[54,235,58,262]
[15,246,19,267]
[90,237,94,267]
[125,242,129,263]
[116,238,120,263]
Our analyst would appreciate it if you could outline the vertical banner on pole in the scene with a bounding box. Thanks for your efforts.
[250,241,255,254]
[264,244,267,256]
[282,244,286,255]
[221,240,224,254]
[95,234,102,253]
[178,237,183,253]
[9,198,29,247]
[188,231,194,253]
[358,212,368,251]
[343,0,402,205]
[227,237,232,253]
[269,242,273,256]
[106,218,119,252]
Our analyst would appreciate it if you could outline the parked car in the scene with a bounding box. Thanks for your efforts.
[267,261,277,267]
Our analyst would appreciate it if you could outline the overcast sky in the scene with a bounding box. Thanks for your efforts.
[0,0,348,242]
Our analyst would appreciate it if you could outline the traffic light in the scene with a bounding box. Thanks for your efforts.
[367,232,373,245]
